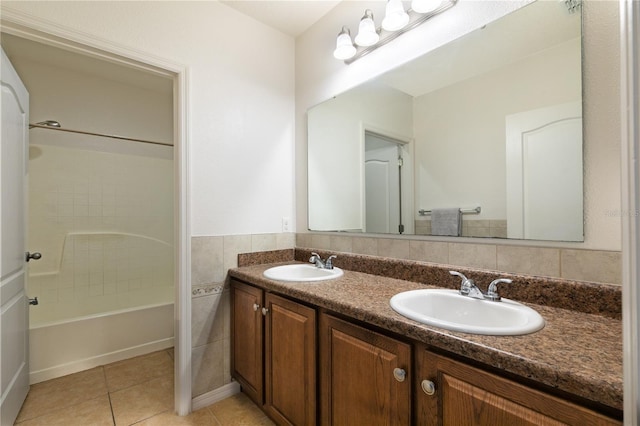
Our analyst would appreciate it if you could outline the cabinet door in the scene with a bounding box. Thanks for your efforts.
[230,279,264,405]
[320,314,411,426]
[264,293,316,425]
[415,345,621,426]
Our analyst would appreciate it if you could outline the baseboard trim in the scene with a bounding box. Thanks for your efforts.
[29,337,174,384]
[191,381,241,411]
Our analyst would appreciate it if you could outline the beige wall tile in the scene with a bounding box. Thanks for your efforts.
[296,233,313,248]
[409,240,449,264]
[310,234,331,250]
[192,341,225,397]
[222,290,231,340]
[463,227,491,238]
[276,232,296,249]
[191,293,225,348]
[448,243,497,270]
[497,246,560,277]
[223,234,251,273]
[191,236,224,286]
[330,235,353,253]
[223,337,231,384]
[251,233,277,251]
[352,237,378,256]
[378,238,411,259]
[561,249,622,284]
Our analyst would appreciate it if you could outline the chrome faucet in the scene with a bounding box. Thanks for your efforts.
[309,253,337,269]
[449,271,485,299]
[449,271,512,301]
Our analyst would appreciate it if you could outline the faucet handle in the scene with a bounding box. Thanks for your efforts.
[309,252,321,263]
[325,255,337,269]
[486,278,513,301]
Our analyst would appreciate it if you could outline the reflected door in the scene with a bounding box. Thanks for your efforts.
[365,133,402,234]
[506,102,583,241]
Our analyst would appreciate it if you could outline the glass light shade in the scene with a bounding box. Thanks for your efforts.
[355,10,380,47]
[411,0,441,13]
[333,27,356,60]
[382,0,409,31]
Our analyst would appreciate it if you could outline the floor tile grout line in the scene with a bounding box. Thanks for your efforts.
[107,392,117,426]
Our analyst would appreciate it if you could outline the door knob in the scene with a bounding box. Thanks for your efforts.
[25,252,42,262]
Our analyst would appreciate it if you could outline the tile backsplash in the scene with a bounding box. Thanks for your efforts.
[297,232,621,286]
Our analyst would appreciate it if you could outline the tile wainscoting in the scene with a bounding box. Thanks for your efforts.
[190,233,295,398]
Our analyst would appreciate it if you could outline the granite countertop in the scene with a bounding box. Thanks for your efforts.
[229,261,623,413]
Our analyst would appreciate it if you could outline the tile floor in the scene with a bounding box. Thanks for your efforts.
[14,349,274,425]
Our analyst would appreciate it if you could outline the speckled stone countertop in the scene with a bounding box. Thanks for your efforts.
[230,250,623,414]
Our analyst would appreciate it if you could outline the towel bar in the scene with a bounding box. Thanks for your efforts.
[418,207,481,216]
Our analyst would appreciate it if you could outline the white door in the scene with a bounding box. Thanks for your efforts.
[365,133,401,234]
[506,102,583,241]
[1,47,31,425]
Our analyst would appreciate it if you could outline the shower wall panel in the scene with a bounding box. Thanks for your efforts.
[28,143,174,324]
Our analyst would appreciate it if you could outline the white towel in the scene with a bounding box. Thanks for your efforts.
[431,208,462,236]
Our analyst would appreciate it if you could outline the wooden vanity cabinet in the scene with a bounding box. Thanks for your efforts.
[230,279,316,425]
[319,313,412,426]
[414,344,621,426]
[231,279,264,405]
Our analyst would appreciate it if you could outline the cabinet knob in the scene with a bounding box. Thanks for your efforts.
[421,379,436,395]
[261,307,269,316]
[393,368,406,382]
[253,303,260,311]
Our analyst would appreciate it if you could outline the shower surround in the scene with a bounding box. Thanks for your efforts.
[27,142,174,382]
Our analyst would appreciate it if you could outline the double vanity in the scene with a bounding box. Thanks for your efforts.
[229,248,622,425]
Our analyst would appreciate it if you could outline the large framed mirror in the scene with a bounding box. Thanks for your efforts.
[308,0,583,242]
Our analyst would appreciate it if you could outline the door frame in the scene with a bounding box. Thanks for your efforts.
[621,0,640,423]
[0,12,193,415]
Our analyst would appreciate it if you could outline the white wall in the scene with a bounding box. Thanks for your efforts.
[296,0,621,251]
[2,0,296,237]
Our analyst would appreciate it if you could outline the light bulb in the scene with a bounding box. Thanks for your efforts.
[382,0,409,32]
[355,9,380,47]
[411,0,441,14]
[333,26,356,60]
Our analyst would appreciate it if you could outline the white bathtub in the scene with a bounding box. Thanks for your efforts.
[29,302,174,384]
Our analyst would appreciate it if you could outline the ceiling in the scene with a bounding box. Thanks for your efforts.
[220,0,341,37]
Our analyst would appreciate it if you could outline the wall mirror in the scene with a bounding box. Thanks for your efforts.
[308,0,583,242]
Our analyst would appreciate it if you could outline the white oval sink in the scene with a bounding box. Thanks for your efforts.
[390,289,544,335]
[263,264,343,282]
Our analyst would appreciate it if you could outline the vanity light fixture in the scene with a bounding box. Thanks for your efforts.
[411,0,443,14]
[381,0,410,31]
[333,26,357,60]
[355,10,380,47]
[334,0,457,64]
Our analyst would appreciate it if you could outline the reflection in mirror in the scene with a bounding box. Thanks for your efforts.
[308,1,583,242]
